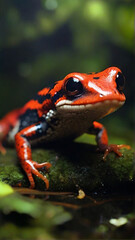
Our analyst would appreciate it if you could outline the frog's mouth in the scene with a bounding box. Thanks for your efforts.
[56,99,125,119]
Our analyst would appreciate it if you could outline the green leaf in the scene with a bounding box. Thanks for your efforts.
[0,182,14,197]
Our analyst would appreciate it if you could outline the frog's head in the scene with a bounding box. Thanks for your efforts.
[50,67,126,119]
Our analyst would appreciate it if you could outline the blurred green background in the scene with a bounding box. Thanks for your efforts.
[0,2,134,239]
[0,0,134,142]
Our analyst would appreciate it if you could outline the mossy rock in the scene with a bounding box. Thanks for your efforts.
[0,141,134,193]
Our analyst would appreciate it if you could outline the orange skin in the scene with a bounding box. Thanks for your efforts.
[0,67,130,189]
[15,125,51,189]
[52,68,125,106]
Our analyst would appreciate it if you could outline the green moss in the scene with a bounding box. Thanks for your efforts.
[0,142,134,192]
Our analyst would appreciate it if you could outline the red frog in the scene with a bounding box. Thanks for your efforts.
[0,67,129,189]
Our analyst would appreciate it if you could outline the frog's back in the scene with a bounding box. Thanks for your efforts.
[6,87,52,143]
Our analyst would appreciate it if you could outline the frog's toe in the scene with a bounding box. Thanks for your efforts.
[103,144,131,160]
[116,144,131,150]
[31,167,49,189]
[103,144,123,160]
[23,160,50,189]
[33,162,52,171]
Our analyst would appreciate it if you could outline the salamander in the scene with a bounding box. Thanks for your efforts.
[0,67,128,189]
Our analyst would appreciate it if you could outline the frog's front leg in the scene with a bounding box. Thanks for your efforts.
[88,121,130,160]
[15,122,51,189]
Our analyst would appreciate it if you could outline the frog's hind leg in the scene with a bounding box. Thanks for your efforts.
[0,109,22,154]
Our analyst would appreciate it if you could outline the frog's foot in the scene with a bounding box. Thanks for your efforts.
[23,160,52,189]
[0,142,6,155]
[103,144,131,161]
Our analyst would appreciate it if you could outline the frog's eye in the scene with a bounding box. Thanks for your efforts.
[65,77,84,97]
[116,72,125,93]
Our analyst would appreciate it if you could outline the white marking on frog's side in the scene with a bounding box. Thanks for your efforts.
[45,109,57,122]
[7,121,20,143]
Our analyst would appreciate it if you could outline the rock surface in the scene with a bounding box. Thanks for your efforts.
[0,141,134,193]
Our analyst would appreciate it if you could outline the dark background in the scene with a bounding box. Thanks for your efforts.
[0,0,134,144]
[0,1,134,239]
